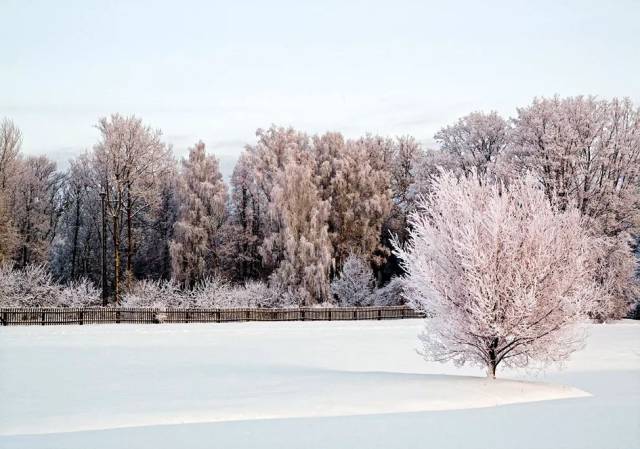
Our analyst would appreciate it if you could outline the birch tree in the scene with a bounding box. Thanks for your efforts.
[250,126,332,304]
[169,142,228,287]
[313,133,393,274]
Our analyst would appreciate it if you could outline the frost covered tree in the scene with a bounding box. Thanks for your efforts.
[12,156,65,267]
[264,154,332,304]
[92,114,171,301]
[0,120,21,261]
[394,172,600,378]
[135,170,180,281]
[434,111,511,179]
[225,152,265,281]
[170,142,228,288]
[511,96,640,318]
[319,134,393,273]
[50,155,94,281]
[250,126,332,304]
[511,96,639,233]
[330,253,374,306]
[0,118,22,190]
[0,191,17,263]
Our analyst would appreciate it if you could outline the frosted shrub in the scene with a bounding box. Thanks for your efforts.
[121,279,184,308]
[225,281,275,308]
[371,277,407,306]
[331,254,375,306]
[188,277,231,308]
[57,278,101,307]
[0,264,60,307]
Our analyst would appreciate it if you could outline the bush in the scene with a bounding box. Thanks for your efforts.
[0,264,101,308]
[331,254,375,306]
[371,277,407,306]
[121,279,183,308]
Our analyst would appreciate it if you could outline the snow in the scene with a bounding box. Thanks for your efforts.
[0,319,639,449]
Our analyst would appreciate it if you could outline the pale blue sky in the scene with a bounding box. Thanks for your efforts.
[1,0,639,175]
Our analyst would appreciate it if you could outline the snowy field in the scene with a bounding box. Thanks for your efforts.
[0,319,638,449]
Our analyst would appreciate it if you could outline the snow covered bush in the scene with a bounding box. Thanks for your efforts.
[330,254,375,306]
[226,280,281,308]
[0,264,101,307]
[394,172,601,378]
[0,264,60,307]
[186,277,232,308]
[371,276,407,306]
[56,278,101,307]
[121,279,183,308]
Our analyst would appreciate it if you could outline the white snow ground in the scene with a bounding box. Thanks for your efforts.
[0,319,638,449]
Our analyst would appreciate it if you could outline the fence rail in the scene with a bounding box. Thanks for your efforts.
[0,306,424,326]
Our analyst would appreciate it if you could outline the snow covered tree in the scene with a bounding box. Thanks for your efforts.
[170,141,228,288]
[92,114,172,301]
[330,253,374,306]
[249,126,332,304]
[12,156,65,267]
[225,151,265,281]
[264,155,332,305]
[434,111,511,179]
[511,96,640,318]
[0,118,22,190]
[0,190,17,263]
[134,169,180,281]
[394,172,600,378]
[324,135,393,273]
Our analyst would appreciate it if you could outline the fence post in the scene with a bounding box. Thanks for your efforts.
[1,312,6,326]
[79,310,84,325]
[116,310,120,324]
[377,308,382,320]
[41,311,46,325]
[301,310,305,321]
[185,311,189,323]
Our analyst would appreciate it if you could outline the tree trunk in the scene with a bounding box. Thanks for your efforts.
[113,214,120,305]
[487,337,499,379]
[70,191,81,279]
[126,189,133,291]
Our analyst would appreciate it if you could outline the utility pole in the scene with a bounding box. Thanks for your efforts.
[100,191,108,306]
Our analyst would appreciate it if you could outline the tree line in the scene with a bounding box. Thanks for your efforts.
[0,95,638,318]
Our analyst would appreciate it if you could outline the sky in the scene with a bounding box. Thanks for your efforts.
[1,0,639,176]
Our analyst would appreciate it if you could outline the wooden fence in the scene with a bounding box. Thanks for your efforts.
[0,306,424,326]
